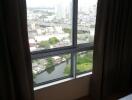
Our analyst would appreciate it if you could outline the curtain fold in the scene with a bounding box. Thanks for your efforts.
[0,0,34,100]
[91,0,132,99]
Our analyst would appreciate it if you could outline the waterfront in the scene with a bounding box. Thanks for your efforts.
[34,60,70,84]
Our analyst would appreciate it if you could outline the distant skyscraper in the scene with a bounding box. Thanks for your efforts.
[55,3,66,19]
[66,1,72,21]
[54,1,72,20]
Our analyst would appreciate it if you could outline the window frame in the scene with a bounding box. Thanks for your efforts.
[30,0,94,87]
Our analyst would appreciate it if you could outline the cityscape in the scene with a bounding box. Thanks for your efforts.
[27,0,97,85]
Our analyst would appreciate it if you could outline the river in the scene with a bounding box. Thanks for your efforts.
[34,61,70,84]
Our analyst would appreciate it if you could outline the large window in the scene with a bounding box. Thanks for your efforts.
[26,0,97,87]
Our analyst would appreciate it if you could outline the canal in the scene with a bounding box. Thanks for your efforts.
[34,60,70,84]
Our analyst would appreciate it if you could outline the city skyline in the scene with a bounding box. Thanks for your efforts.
[26,0,97,85]
[26,0,97,8]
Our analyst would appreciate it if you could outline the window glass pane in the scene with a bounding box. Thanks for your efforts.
[77,0,97,44]
[26,0,72,51]
[76,51,93,74]
[32,54,71,85]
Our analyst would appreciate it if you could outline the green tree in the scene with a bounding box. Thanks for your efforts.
[49,37,59,45]
[64,52,93,75]
[46,57,55,74]
[77,63,92,73]
[64,64,71,76]
[46,57,53,68]
[63,28,71,33]
[38,41,49,48]
[76,52,93,73]
[46,66,55,74]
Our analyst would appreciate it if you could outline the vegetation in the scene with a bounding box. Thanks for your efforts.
[77,52,92,64]
[46,57,53,69]
[77,63,92,73]
[64,51,93,75]
[38,37,59,49]
[45,57,55,74]
[49,37,59,45]
[77,51,93,73]
[64,64,71,76]
[46,66,55,74]
[38,40,49,48]
[63,28,72,34]
[33,52,93,80]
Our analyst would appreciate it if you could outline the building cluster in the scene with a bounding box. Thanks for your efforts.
[27,4,97,75]
[32,56,66,75]
[27,6,72,51]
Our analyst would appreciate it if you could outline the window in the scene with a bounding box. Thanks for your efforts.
[26,0,97,87]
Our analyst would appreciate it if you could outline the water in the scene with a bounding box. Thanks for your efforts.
[34,61,69,84]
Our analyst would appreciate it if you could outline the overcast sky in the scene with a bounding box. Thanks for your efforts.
[26,0,97,8]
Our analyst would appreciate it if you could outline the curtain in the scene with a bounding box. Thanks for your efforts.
[0,0,34,100]
[91,0,132,99]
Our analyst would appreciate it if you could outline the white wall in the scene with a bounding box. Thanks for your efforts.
[35,75,91,100]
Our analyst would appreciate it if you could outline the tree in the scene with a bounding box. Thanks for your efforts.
[64,64,71,76]
[38,41,49,48]
[49,37,59,45]
[46,57,55,73]
[46,57,53,68]
[46,66,55,74]
[63,28,71,33]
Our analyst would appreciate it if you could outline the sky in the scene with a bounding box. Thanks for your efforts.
[26,0,97,8]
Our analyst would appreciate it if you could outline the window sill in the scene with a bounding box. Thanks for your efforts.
[34,72,92,91]
[76,72,92,78]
